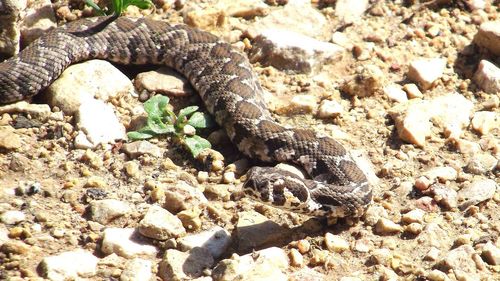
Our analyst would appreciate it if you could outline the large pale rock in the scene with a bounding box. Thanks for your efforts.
[222,0,270,18]
[19,0,56,46]
[101,228,158,258]
[335,0,369,24]
[39,250,98,281]
[342,64,385,97]
[120,258,153,281]
[89,199,132,225]
[473,21,500,56]
[407,58,447,90]
[458,179,497,209]
[177,226,231,258]
[249,29,343,74]
[46,60,134,115]
[440,245,479,274]
[473,60,500,94]
[0,126,22,150]
[161,181,208,213]
[0,101,51,122]
[158,247,214,281]
[471,111,499,135]
[134,67,194,97]
[138,205,186,240]
[0,210,25,224]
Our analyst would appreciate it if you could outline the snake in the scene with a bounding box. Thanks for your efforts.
[0,16,372,218]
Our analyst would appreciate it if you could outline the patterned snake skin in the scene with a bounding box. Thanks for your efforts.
[0,17,372,217]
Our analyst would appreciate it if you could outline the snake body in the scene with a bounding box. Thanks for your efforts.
[0,17,372,217]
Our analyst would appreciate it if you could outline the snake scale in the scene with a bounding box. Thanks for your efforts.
[0,16,372,218]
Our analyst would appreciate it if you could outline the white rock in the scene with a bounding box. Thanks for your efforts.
[89,199,132,225]
[455,139,482,155]
[407,58,447,90]
[317,99,343,118]
[383,84,408,103]
[46,60,134,115]
[324,233,349,253]
[39,249,98,281]
[134,67,194,97]
[221,0,270,18]
[440,245,478,274]
[20,0,56,46]
[101,228,158,258]
[465,0,486,10]
[177,226,231,258]
[342,64,385,97]
[0,210,25,224]
[120,258,153,281]
[0,101,51,122]
[403,83,423,99]
[473,60,500,95]
[473,21,500,56]
[76,98,126,147]
[471,111,498,135]
[401,209,425,224]
[290,95,318,113]
[161,181,208,213]
[249,29,344,74]
[122,140,162,158]
[423,167,458,183]
[481,241,500,265]
[427,269,450,281]
[458,179,497,209]
[335,0,369,24]
[425,247,441,261]
[138,205,186,240]
[158,247,214,281]
[375,218,403,234]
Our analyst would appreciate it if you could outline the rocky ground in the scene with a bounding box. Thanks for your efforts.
[0,0,499,280]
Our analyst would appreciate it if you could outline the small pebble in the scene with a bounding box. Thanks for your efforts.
[375,218,403,234]
[324,233,349,253]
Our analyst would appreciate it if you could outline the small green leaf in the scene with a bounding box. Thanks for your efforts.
[147,116,175,134]
[188,112,216,129]
[127,131,153,140]
[124,0,153,10]
[177,106,199,123]
[183,135,211,157]
[84,0,106,15]
[144,95,170,119]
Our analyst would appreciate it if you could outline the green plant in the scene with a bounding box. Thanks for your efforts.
[127,95,216,157]
[84,0,152,16]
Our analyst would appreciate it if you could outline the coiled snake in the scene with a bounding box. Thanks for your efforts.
[0,16,372,217]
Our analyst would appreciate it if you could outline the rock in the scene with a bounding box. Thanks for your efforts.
[324,233,349,253]
[222,0,270,18]
[89,199,132,224]
[46,60,134,115]
[481,241,500,265]
[184,6,226,30]
[473,60,500,94]
[138,205,186,240]
[440,245,478,274]
[317,99,343,118]
[120,258,153,281]
[455,139,482,155]
[161,181,208,213]
[212,247,288,281]
[465,153,497,175]
[370,248,392,266]
[76,98,127,147]
[0,210,25,224]
[177,226,231,258]
[473,21,500,56]
[383,84,408,103]
[388,93,474,146]
[235,210,290,251]
[0,0,24,57]
[375,218,403,234]
[0,126,22,150]
[19,0,56,46]
[124,161,139,177]
[407,58,447,90]
[288,95,318,113]
[134,67,194,97]
[403,83,423,99]
[289,267,327,280]
[158,247,214,281]
[424,247,441,261]
[39,249,98,281]
[246,1,328,39]
[420,223,452,249]
[471,111,498,135]
[458,179,497,209]
[423,167,458,183]
[431,185,458,209]
[342,65,385,97]
[122,140,162,158]
[335,0,369,24]
[101,228,158,258]
[0,101,51,122]
[0,240,30,255]
[249,29,343,74]
[427,269,450,281]
[289,248,304,267]
[363,205,389,226]
[401,209,425,224]
[176,207,203,232]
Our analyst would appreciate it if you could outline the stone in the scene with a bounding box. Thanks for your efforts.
[89,199,132,224]
[46,60,134,115]
[342,64,385,97]
[324,233,349,253]
[19,0,56,46]
[481,241,500,265]
[375,218,403,234]
[370,248,392,266]
[39,249,98,281]
[363,205,389,226]
[158,247,214,281]
[424,247,441,261]
[0,240,30,255]
[407,58,447,90]
[76,98,127,147]
[473,21,500,56]
[0,101,51,122]
[249,29,343,74]
[101,228,158,258]
[290,267,327,280]
[138,205,186,240]
[177,226,231,258]
[161,181,208,213]
[235,211,290,251]
[134,67,194,97]
[401,209,425,224]
[122,140,162,158]
[0,210,25,224]
[124,161,139,177]
[455,139,481,154]
[184,6,226,30]
[177,207,203,231]
[458,179,497,209]
[317,99,343,118]
[465,153,497,175]
[471,111,498,135]
[473,60,500,94]
[431,185,458,209]
[120,258,153,281]
[403,83,423,99]
[222,0,270,18]
[212,247,288,281]
[0,0,24,57]
[335,0,369,24]
[383,84,408,103]
[289,248,304,267]
[440,245,478,274]
[0,126,21,150]
[288,95,318,113]
[423,167,458,183]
